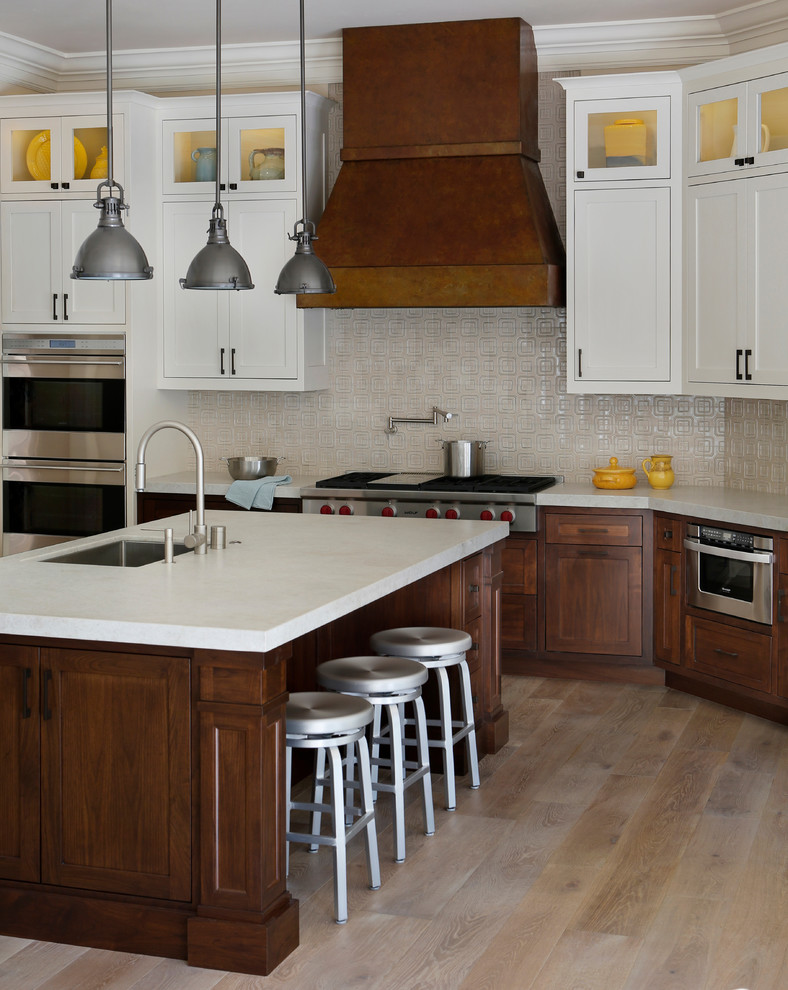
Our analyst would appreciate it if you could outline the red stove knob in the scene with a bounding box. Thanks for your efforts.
[381,505,397,517]
[445,507,460,520]
[338,504,353,516]
[500,509,515,523]
[480,509,495,521]
[425,507,440,519]
[319,504,334,515]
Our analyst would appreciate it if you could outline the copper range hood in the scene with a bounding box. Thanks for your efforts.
[299,17,565,310]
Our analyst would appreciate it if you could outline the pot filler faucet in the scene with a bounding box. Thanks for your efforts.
[135,421,207,554]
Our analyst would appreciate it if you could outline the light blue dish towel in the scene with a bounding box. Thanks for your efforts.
[225,475,293,511]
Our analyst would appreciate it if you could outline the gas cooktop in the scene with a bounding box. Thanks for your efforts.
[312,471,558,495]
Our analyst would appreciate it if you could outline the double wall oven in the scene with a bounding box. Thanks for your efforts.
[1,333,126,555]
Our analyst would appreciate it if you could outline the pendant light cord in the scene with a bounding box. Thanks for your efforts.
[299,0,308,228]
[213,0,224,219]
[105,0,114,190]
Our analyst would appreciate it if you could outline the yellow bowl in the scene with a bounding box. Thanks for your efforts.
[592,456,637,490]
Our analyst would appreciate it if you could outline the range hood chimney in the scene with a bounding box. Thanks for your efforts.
[299,17,565,310]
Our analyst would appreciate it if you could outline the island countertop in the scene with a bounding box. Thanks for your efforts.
[0,510,507,653]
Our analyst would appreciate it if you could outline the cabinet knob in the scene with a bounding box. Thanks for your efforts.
[229,182,237,190]
[50,182,59,190]
[468,584,479,593]
[734,158,745,166]
[62,181,70,189]
[576,170,585,178]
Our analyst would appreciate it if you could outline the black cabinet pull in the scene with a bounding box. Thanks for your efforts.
[744,348,752,380]
[229,182,237,190]
[63,292,69,321]
[735,348,743,380]
[578,527,609,533]
[22,667,32,719]
[219,182,226,191]
[576,170,585,178]
[42,669,53,721]
[468,584,479,593]
[670,564,678,597]
[53,293,58,320]
[663,529,673,540]
[50,182,59,190]
[220,347,225,375]
[578,347,583,378]
[779,588,786,623]
[745,156,755,165]
[734,158,745,166]
[62,181,70,189]
[231,347,236,375]
[714,647,739,659]
[471,642,479,651]
[578,550,609,557]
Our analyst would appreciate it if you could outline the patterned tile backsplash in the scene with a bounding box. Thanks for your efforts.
[189,76,788,494]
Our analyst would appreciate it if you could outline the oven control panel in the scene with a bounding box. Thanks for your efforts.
[697,525,754,549]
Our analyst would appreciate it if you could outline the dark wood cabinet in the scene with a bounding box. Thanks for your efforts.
[137,491,301,523]
[0,644,39,883]
[685,615,772,693]
[544,511,643,657]
[501,534,537,651]
[653,515,682,666]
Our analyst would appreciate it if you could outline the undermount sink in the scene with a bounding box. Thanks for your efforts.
[40,539,191,567]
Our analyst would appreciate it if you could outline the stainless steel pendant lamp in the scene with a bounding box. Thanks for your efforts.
[180,0,254,290]
[71,0,153,281]
[275,0,336,295]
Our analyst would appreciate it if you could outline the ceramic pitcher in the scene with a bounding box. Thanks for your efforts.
[642,454,675,490]
[191,147,216,182]
[249,147,285,180]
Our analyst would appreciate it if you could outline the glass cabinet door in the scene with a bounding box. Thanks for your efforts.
[750,71,788,167]
[0,115,122,195]
[574,97,671,180]
[687,84,745,176]
[226,115,297,193]
[162,118,225,195]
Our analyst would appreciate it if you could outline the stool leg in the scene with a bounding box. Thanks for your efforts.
[356,734,381,891]
[285,744,292,876]
[412,694,435,837]
[327,744,348,924]
[310,745,327,853]
[434,665,457,811]
[387,702,407,863]
[370,704,383,793]
[458,659,481,789]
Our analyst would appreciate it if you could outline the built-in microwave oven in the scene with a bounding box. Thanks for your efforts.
[684,522,774,625]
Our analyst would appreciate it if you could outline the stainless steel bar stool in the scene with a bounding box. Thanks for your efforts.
[316,655,436,864]
[285,691,380,925]
[370,626,480,812]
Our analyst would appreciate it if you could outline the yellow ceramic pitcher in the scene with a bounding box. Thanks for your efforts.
[642,454,675,490]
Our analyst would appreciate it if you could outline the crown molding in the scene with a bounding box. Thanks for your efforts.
[2,3,788,94]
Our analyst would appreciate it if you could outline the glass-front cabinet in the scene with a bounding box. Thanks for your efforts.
[688,72,788,176]
[0,115,124,195]
[573,97,671,180]
[162,114,297,196]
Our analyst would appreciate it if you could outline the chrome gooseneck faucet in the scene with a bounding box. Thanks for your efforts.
[135,421,207,554]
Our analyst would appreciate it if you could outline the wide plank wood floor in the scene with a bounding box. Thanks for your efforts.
[3,674,788,989]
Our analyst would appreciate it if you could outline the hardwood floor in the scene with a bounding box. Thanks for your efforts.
[3,674,788,989]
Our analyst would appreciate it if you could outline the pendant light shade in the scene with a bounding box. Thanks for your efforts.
[72,0,152,282]
[275,0,336,295]
[181,0,253,291]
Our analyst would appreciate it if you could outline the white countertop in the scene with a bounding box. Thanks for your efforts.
[0,511,506,654]
[540,483,788,533]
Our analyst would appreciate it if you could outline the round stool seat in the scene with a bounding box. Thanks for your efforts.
[317,655,428,695]
[286,691,373,736]
[370,626,472,659]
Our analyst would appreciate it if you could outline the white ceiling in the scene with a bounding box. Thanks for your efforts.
[0,0,778,54]
[2,0,788,94]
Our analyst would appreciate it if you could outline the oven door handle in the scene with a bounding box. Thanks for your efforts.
[2,358,124,367]
[683,537,774,564]
[2,463,125,474]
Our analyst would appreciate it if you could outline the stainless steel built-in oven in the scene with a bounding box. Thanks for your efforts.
[684,522,774,625]
[1,333,126,554]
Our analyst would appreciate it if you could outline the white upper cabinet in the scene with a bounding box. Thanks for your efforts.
[573,96,672,181]
[0,114,125,196]
[162,114,298,197]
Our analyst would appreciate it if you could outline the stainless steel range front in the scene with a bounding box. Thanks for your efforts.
[301,472,560,532]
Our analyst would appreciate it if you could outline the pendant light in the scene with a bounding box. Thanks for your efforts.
[275,0,336,295]
[71,0,153,281]
[180,0,254,290]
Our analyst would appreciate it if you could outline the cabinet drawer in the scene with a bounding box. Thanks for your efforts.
[463,554,482,622]
[546,513,642,546]
[655,514,682,552]
[685,616,772,692]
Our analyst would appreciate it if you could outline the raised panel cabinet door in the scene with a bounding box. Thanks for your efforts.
[0,201,60,324]
[777,572,788,698]
[40,648,191,901]
[573,187,671,383]
[654,548,682,665]
[162,201,227,379]
[228,200,298,380]
[749,173,788,385]
[0,645,40,882]
[545,545,643,656]
[686,181,747,384]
